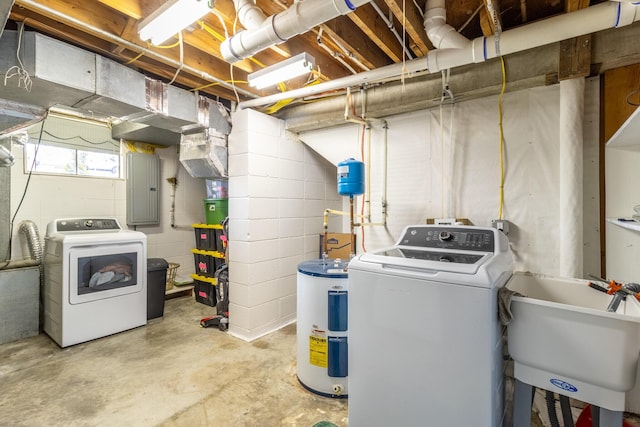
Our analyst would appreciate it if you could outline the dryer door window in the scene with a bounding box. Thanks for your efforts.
[69,242,144,304]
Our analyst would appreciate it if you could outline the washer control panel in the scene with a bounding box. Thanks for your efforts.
[398,226,494,252]
[55,218,121,232]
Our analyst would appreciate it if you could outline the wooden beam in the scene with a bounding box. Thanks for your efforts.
[252,0,387,78]
[564,0,589,13]
[558,35,591,80]
[382,0,431,56]
[346,3,405,63]
[112,17,137,54]
[480,0,502,36]
[520,0,528,23]
[321,14,394,69]
[559,0,590,81]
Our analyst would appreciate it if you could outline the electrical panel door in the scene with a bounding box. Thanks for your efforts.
[126,152,160,226]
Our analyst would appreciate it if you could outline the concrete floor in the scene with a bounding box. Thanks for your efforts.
[0,295,637,427]
[0,296,347,427]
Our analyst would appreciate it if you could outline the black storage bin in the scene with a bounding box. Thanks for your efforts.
[193,224,225,252]
[147,258,169,320]
[192,249,224,278]
[193,274,217,307]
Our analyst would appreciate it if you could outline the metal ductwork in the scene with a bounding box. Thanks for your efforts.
[0,1,14,40]
[0,30,231,143]
[221,0,373,63]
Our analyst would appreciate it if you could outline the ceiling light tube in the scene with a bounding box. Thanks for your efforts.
[248,53,315,90]
[138,0,213,46]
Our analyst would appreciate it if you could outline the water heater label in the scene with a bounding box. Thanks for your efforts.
[309,334,328,368]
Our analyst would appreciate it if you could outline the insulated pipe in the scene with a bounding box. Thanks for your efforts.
[559,78,584,278]
[14,0,257,99]
[239,1,640,109]
[221,0,373,62]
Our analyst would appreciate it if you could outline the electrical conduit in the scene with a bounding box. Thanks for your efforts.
[239,1,640,109]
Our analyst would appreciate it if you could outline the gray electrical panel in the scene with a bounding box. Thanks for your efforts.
[126,152,160,226]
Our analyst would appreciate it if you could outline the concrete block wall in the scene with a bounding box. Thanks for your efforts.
[227,109,342,342]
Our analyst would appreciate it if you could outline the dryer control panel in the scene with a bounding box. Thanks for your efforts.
[398,226,495,252]
[54,218,121,232]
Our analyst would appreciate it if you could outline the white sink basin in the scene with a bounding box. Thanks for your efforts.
[506,272,640,410]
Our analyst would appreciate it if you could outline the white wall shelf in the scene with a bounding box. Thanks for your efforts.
[606,106,640,151]
[607,218,640,232]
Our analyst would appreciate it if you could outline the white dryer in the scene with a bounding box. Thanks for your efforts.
[348,225,513,427]
[44,218,147,347]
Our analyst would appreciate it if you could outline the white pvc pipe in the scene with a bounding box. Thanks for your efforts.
[221,0,373,62]
[233,0,267,30]
[431,1,640,72]
[239,1,640,109]
[559,78,585,278]
[424,0,470,49]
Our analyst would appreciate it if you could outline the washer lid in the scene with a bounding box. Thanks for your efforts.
[354,249,491,276]
[298,259,349,278]
[381,247,484,264]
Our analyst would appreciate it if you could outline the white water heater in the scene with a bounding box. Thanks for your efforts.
[296,259,349,398]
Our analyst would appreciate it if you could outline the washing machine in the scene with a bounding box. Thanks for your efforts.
[348,225,513,427]
[43,218,147,347]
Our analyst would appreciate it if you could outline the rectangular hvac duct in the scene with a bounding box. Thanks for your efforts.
[71,56,147,117]
[0,31,96,110]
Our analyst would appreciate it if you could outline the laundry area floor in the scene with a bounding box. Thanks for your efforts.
[0,296,347,427]
[0,294,636,427]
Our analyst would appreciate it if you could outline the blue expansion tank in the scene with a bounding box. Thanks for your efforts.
[337,158,364,196]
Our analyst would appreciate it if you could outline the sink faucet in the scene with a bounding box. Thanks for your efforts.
[606,282,640,312]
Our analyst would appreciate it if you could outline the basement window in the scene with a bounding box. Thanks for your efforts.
[24,114,121,178]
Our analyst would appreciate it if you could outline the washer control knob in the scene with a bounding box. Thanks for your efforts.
[439,231,453,241]
[84,220,94,228]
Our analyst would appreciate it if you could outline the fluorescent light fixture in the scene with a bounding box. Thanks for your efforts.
[138,0,212,46]
[248,53,315,90]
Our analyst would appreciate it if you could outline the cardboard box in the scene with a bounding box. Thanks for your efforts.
[319,233,353,259]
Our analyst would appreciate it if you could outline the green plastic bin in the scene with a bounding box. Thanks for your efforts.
[204,198,228,225]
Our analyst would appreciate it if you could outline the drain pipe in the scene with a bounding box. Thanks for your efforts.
[221,0,373,63]
[423,0,469,49]
[15,0,257,99]
[233,0,268,30]
[239,1,640,109]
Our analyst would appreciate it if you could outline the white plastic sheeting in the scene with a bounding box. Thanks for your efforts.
[298,78,601,278]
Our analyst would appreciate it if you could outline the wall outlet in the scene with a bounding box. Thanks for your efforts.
[491,219,510,235]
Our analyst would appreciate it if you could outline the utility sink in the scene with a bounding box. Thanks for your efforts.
[506,272,640,410]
